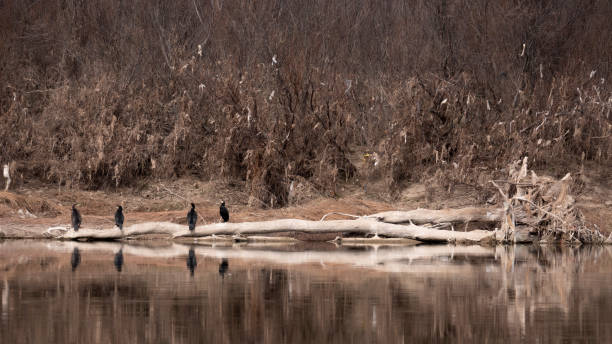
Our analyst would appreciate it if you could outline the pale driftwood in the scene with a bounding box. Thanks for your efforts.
[56,222,184,240]
[319,212,361,221]
[493,158,606,244]
[52,218,497,244]
[367,207,504,225]
[174,218,497,243]
[3,164,10,191]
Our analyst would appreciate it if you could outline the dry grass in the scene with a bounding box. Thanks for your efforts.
[493,158,608,243]
[0,0,610,207]
[0,191,62,217]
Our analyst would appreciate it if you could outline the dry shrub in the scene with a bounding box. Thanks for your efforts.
[493,158,606,244]
[217,62,357,206]
[0,0,610,207]
[380,74,611,193]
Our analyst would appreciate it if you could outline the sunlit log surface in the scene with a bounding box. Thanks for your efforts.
[50,219,497,244]
[50,222,183,240]
[367,207,504,224]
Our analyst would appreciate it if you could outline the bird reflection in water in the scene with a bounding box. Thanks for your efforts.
[219,258,229,278]
[186,248,197,276]
[70,247,81,272]
[114,248,124,272]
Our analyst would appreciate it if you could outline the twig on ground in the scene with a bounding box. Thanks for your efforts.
[320,212,361,221]
[159,183,188,202]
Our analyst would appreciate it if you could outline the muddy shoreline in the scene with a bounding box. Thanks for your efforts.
[1,174,610,240]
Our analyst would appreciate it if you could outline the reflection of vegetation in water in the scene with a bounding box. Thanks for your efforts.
[1,243,612,342]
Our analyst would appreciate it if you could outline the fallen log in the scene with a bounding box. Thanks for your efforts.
[54,222,184,240]
[52,218,497,244]
[174,219,496,243]
[368,207,504,225]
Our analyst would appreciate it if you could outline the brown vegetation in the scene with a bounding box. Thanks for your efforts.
[493,158,607,243]
[0,191,61,217]
[1,0,610,207]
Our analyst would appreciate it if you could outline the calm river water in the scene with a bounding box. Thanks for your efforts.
[1,240,611,343]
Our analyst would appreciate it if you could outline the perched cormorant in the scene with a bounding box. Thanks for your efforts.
[114,249,123,272]
[187,203,198,231]
[115,205,124,230]
[71,247,81,272]
[219,201,229,222]
[186,248,197,276]
[219,258,229,278]
[71,204,82,232]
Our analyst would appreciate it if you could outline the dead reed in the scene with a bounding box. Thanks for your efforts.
[0,0,609,206]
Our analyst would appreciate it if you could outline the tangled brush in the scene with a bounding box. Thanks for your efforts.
[492,157,607,244]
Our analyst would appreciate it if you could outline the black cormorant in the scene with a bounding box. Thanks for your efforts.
[114,248,123,272]
[220,201,229,222]
[71,204,82,232]
[115,205,124,230]
[186,248,197,276]
[219,258,229,278]
[187,203,198,231]
[71,247,81,272]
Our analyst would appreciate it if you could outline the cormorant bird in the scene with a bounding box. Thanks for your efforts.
[71,204,82,232]
[115,205,124,230]
[186,248,197,276]
[187,203,197,231]
[71,247,81,272]
[219,201,229,222]
[114,248,124,272]
[219,258,229,278]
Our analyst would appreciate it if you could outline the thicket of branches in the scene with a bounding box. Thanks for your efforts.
[0,0,610,206]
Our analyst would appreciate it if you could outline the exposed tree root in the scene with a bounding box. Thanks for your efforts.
[494,157,606,244]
